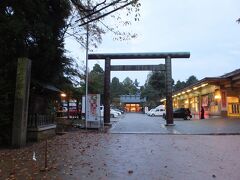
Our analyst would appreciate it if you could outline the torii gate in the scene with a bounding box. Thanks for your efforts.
[88,52,190,126]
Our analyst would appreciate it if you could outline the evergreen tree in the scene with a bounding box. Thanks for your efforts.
[185,75,198,86]
[0,0,73,142]
[122,77,138,95]
[173,75,198,91]
[141,71,167,107]
[87,64,104,94]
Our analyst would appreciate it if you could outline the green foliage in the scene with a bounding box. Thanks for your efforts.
[88,64,104,94]
[174,75,198,91]
[110,76,139,106]
[185,75,198,86]
[0,0,75,132]
[141,71,166,107]
[174,80,186,91]
[122,77,138,95]
[111,77,124,101]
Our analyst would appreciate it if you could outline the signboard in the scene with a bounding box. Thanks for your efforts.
[82,94,100,122]
[221,90,227,110]
[202,95,208,107]
[111,64,165,71]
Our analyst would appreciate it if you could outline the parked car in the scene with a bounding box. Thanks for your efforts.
[100,106,119,118]
[111,109,121,116]
[147,109,154,116]
[112,108,124,114]
[147,108,166,116]
[163,108,192,120]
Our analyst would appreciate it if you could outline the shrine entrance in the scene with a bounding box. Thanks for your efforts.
[88,52,190,126]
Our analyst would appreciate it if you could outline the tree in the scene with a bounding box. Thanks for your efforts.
[141,83,161,108]
[173,75,198,91]
[0,0,141,144]
[122,77,138,95]
[133,78,139,87]
[185,75,198,86]
[141,71,167,107]
[173,80,186,91]
[65,0,141,49]
[110,77,124,100]
[87,64,104,94]
[0,0,77,143]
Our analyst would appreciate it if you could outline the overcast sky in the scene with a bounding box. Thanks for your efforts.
[65,0,240,86]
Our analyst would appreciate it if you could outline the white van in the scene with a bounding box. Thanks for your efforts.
[147,105,166,116]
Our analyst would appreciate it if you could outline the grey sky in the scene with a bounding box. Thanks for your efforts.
[65,0,240,86]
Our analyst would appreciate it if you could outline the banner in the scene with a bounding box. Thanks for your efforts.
[82,94,100,121]
[221,90,227,110]
[201,95,208,107]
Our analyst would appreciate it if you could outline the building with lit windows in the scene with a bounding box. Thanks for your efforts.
[161,69,240,119]
[120,94,146,112]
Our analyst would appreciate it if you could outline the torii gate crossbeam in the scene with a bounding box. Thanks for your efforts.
[88,52,190,126]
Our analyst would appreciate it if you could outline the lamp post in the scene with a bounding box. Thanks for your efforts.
[85,20,89,129]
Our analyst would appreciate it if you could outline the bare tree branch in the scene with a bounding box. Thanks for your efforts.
[78,0,136,27]
[93,0,107,11]
[75,0,122,23]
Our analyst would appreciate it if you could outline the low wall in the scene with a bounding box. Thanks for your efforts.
[27,124,56,142]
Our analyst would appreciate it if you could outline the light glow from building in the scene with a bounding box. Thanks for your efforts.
[61,93,67,97]
[201,83,208,87]
[160,98,166,102]
[214,95,221,99]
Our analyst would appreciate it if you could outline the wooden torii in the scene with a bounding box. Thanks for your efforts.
[88,52,190,126]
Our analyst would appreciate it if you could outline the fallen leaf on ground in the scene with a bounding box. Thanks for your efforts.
[128,170,133,174]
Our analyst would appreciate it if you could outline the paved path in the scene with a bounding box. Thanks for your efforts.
[1,114,240,179]
[1,132,240,180]
[110,113,240,134]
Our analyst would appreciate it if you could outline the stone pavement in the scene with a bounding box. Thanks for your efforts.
[1,131,240,180]
[1,113,240,179]
[110,113,240,134]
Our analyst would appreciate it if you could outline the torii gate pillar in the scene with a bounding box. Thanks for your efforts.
[165,56,174,125]
[104,58,111,125]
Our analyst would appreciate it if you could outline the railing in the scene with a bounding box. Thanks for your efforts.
[28,113,55,128]
[56,111,80,119]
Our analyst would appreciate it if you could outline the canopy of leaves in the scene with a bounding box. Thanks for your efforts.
[173,75,198,91]
[0,0,78,131]
[141,71,167,107]
[122,77,139,95]
[111,77,124,100]
[81,64,105,95]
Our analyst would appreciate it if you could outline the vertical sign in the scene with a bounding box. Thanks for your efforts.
[84,94,100,121]
[221,90,227,110]
[202,95,208,107]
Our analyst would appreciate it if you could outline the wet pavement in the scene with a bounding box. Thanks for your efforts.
[1,131,240,180]
[1,114,240,179]
[110,113,240,134]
